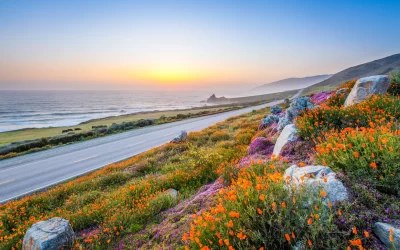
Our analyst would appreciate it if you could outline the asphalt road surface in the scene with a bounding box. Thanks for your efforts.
[0,90,302,203]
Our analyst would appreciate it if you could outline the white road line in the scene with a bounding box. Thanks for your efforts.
[0,179,15,185]
[126,141,145,147]
[72,155,98,163]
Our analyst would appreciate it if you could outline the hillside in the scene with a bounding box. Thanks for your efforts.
[206,89,298,104]
[1,73,399,249]
[305,53,400,94]
[250,75,332,94]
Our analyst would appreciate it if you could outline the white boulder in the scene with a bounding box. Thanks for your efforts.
[23,217,74,250]
[344,75,391,106]
[284,165,348,205]
[273,124,298,156]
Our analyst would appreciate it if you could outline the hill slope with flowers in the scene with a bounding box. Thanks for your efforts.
[0,73,399,250]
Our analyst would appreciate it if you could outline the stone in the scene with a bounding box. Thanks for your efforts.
[273,124,298,156]
[248,137,274,155]
[284,165,348,205]
[22,217,74,250]
[171,130,188,143]
[166,188,178,198]
[344,75,391,106]
[270,105,283,114]
[373,222,400,249]
[336,88,347,95]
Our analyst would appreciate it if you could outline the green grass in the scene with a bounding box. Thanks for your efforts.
[0,105,268,249]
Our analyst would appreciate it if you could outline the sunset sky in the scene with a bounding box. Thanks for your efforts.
[0,0,399,91]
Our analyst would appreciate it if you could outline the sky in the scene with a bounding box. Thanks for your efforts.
[0,0,399,92]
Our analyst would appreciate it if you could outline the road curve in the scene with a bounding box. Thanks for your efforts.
[0,90,302,203]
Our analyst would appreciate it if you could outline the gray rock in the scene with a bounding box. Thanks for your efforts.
[336,88,347,95]
[166,188,178,198]
[171,130,188,143]
[23,217,74,250]
[344,75,391,106]
[284,165,348,205]
[273,124,298,156]
[373,222,400,249]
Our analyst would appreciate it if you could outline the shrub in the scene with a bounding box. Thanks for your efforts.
[388,71,400,96]
[315,125,400,195]
[185,161,350,249]
[248,137,273,155]
[210,131,230,142]
[324,79,357,107]
[270,105,282,114]
[296,95,400,140]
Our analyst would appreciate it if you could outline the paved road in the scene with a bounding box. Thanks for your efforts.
[0,90,302,203]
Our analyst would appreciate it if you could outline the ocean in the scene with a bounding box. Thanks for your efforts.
[0,91,210,132]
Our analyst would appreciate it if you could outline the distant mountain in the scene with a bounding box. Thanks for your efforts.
[305,53,400,94]
[251,75,332,95]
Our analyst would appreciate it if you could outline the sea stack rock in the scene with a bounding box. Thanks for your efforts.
[344,75,391,106]
[22,217,75,250]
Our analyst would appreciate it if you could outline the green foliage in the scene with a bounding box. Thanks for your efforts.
[389,71,400,96]
[187,162,349,249]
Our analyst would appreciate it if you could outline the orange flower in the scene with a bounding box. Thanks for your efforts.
[271,202,276,210]
[390,235,394,243]
[390,228,394,235]
[328,201,333,207]
[320,190,327,197]
[182,233,188,241]
[349,238,362,246]
[353,152,359,158]
[370,162,377,169]
[257,208,263,215]
[224,239,230,246]
[292,197,296,204]
[292,232,296,239]
[281,202,286,208]
[352,227,358,235]
[323,177,328,183]
[364,231,369,238]
[308,218,313,225]
[229,211,240,218]
[307,239,312,246]
[285,234,291,242]
[227,220,233,228]
[259,194,265,201]
[298,162,306,167]
[338,210,342,216]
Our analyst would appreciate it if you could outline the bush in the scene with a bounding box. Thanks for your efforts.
[210,131,230,142]
[270,105,282,114]
[389,71,400,96]
[296,95,400,140]
[185,161,350,249]
[315,125,400,195]
[324,79,357,107]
